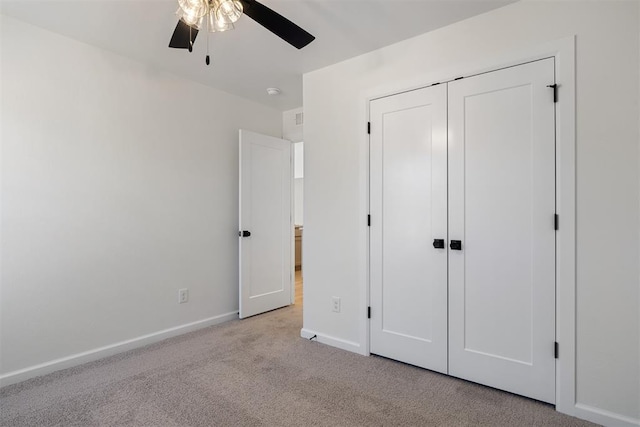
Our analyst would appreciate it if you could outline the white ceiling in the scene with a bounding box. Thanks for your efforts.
[1,0,515,111]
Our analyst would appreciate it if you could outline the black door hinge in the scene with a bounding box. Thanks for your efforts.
[554,214,559,230]
[554,342,559,359]
[367,306,371,319]
[547,84,558,103]
[367,122,371,134]
[367,214,371,226]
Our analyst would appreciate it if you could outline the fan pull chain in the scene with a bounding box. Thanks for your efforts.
[204,19,211,65]
[188,26,193,52]
[205,18,210,66]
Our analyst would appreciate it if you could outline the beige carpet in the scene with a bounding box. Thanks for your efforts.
[1,304,597,426]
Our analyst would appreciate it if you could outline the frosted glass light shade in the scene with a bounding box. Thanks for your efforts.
[177,0,208,28]
[206,11,234,32]
[216,0,243,24]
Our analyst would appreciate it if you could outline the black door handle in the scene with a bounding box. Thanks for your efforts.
[239,230,251,237]
[433,239,445,249]
[450,240,462,250]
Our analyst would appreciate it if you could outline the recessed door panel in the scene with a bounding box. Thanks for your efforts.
[448,58,556,403]
[370,85,448,373]
[382,105,434,341]
[463,84,534,363]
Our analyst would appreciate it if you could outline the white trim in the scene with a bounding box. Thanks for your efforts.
[300,328,363,354]
[0,311,239,387]
[552,36,577,420]
[360,36,580,422]
[574,404,640,427]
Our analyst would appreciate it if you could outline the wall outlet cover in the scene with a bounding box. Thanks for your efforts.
[179,288,189,304]
[331,296,341,313]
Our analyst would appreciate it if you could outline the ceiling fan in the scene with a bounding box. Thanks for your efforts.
[169,0,315,64]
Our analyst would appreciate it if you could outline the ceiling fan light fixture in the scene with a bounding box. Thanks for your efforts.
[206,12,234,32]
[178,0,208,16]
[176,0,208,28]
[175,0,243,33]
[169,0,315,52]
[215,0,243,24]
[176,11,202,28]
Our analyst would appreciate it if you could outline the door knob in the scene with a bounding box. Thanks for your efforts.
[433,239,445,249]
[450,240,462,250]
[239,230,251,237]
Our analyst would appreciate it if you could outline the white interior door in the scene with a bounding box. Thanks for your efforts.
[239,130,293,319]
[369,85,448,373]
[448,58,556,403]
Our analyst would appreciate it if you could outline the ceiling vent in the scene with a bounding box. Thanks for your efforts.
[295,112,304,126]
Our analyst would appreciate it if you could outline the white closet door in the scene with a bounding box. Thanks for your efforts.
[448,58,556,403]
[370,85,448,373]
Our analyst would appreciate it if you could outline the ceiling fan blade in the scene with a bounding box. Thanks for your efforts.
[169,19,199,49]
[239,0,315,49]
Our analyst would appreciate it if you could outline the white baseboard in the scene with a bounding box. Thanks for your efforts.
[300,328,363,354]
[573,403,640,427]
[0,311,239,388]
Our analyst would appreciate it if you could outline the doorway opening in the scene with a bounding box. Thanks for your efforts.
[238,117,304,318]
[293,141,304,306]
[238,130,296,318]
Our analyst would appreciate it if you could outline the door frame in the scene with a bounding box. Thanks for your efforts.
[360,36,576,417]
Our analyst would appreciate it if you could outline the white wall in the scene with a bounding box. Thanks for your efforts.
[0,15,282,381]
[294,143,304,226]
[294,179,303,226]
[283,107,303,143]
[303,1,639,425]
[283,110,304,225]
[294,142,304,179]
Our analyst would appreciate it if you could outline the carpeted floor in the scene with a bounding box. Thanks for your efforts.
[0,304,597,426]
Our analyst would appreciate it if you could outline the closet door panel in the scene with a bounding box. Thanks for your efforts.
[448,58,556,403]
[370,85,448,373]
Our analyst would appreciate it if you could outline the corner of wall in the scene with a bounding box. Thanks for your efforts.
[283,107,304,142]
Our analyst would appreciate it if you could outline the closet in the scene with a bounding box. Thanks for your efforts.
[369,58,556,404]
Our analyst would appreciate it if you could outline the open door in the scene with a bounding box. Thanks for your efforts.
[239,130,293,319]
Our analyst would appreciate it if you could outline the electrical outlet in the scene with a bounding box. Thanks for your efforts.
[331,296,341,313]
[178,288,189,304]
